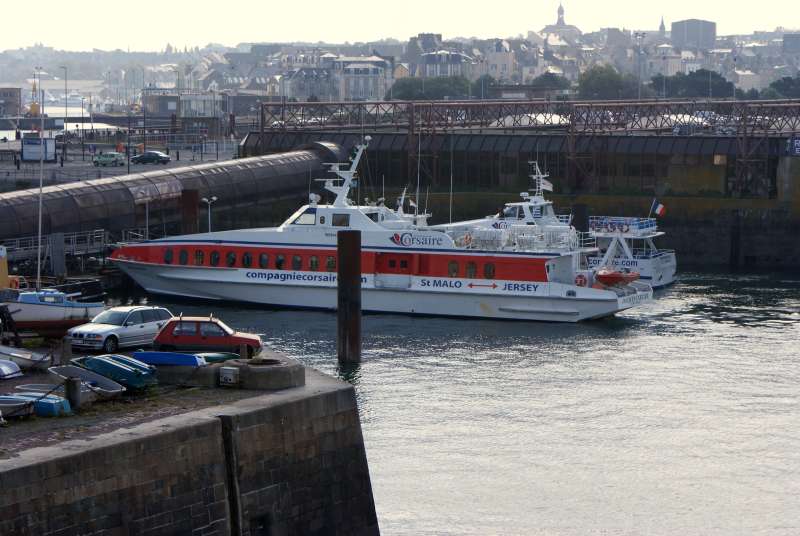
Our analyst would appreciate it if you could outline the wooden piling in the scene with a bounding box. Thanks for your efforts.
[337,230,361,363]
[60,336,72,366]
[65,377,82,410]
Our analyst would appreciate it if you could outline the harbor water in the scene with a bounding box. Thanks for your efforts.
[134,271,799,535]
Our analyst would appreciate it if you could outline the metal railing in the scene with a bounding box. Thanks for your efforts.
[589,216,657,235]
[2,229,110,262]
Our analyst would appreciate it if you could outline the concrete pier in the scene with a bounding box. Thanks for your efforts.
[0,367,379,535]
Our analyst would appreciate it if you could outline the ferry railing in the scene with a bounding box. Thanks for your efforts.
[629,248,675,259]
[556,214,572,225]
[589,216,657,235]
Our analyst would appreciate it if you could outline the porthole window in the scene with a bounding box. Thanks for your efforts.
[195,250,204,266]
[483,262,495,279]
[259,253,269,269]
[309,256,319,271]
[448,261,459,278]
[319,216,326,225]
[276,254,285,270]
[226,252,237,267]
[388,259,397,268]
[164,249,173,264]
[400,259,408,269]
[292,255,302,270]
[466,262,477,278]
[210,251,220,266]
[242,252,253,268]
[178,249,188,265]
[326,256,336,272]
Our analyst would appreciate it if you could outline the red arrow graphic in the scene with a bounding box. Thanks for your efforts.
[468,283,498,289]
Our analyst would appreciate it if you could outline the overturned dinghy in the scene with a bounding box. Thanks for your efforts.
[0,359,22,380]
[0,345,51,370]
[0,395,34,418]
[132,351,208,367]
[72,355,156,390]
[48,365,126,402]
[12,392,72,417]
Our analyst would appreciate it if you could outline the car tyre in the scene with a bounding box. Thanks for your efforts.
[102,336,119,353]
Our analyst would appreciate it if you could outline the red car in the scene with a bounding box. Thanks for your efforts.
[153,316,262,357]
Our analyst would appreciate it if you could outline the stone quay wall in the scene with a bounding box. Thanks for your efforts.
[0,369,379,536]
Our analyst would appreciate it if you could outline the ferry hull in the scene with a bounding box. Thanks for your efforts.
[115,261,651,323]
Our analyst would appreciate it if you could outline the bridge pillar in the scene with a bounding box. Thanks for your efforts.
[181,190,199,235]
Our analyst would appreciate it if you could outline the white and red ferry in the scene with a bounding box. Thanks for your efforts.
[434,162,676,288]
[111,142,652,322]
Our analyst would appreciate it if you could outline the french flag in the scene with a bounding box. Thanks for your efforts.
[650,198,666,217]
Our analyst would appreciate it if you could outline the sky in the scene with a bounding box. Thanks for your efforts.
[3,0,798,52]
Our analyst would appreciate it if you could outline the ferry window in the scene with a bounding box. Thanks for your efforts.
[448,261,459,278]
[309,256,319,271]
[292,255,302,270]
[332,213,350,227]
[276,254,285,270]
[210,251,220,266]
[326,256,336,271]
[319,216,326,225]
[194,250,204,266]
[502,206,518,219]
[164,248,173,264]
[226,252,237,267]
[291,208,316,225]
[178,249,188,265]
[400,259,408,269]
[466,261,477,278]
[259,253,269,269]
[483,262,496,279]
[389,259,396,268]
[366,212,379,222]
[241,252,253,268]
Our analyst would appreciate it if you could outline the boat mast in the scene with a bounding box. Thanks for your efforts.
[415,134,421,218]
[322,137,370,207]
[36,87,44,291]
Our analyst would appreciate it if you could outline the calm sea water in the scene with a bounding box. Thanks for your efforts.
[144,271,799,535]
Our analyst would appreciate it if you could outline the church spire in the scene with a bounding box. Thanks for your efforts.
[557,2,565,26]
[659,16,666,37]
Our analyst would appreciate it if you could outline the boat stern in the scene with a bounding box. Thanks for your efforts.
[615,281,654,311]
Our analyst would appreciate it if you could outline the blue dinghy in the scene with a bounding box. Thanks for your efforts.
[13,392,72,417]
[72,355,157,390]
[132,351,208,367]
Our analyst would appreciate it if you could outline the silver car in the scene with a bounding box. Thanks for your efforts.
[68,306,173,353]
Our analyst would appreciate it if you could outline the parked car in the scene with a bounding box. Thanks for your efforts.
[153,316,262,357]
[131,150,171,164]
[93,151,125,167]
[67,306,173,353]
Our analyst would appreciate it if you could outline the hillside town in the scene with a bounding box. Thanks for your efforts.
[1,3,800,119]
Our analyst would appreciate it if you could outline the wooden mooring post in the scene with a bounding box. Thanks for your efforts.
[337,230,361,363]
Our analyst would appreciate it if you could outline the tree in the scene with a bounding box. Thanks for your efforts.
[766,76,800,98]
[386,76,471,100]
[528,72,571,91]
[650,69,735,99]
[470,75,495,99]
[578,65,642,100]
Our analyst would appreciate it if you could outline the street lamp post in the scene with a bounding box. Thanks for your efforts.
[201,196,218,232]
[60,66,67,160]
[80,96,85,160]
[634,32,646,101]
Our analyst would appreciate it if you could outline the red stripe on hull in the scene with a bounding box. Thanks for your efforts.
[112,243,551,282]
